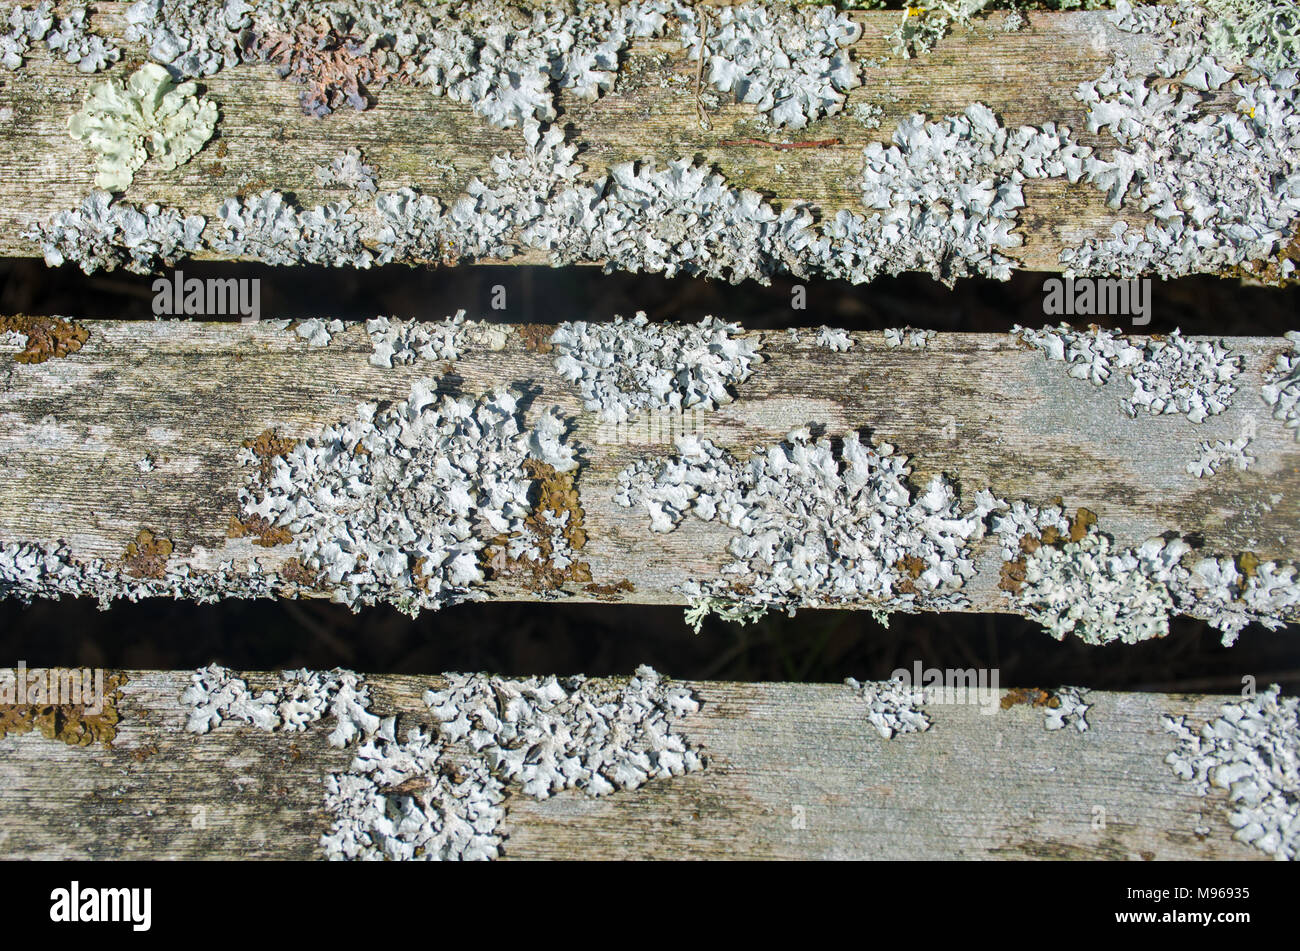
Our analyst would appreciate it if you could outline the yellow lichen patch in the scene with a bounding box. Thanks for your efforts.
[122,529,173,579]
[0,671,127,748]
[482,459,594,593]
[1236,551,1260,582]
[1000,687,1061,711]
[0,314,89,364]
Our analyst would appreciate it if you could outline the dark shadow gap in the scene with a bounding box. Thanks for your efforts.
[2,259,1297,337]
[0,595,1294,692]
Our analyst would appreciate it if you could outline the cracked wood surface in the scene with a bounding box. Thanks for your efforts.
[0,671,1267,859]
[1,322,1296,616]
[0,6,1183,272]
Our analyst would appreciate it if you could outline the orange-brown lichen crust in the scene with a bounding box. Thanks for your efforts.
[121,529,174,579]
[584,579,636,601]
[0,314,89,364]
[228,514,294,547]
[517,324,556,354]
[229,428,302,545]
[482,458,593,593]
[0,671,127,748]
[1000,687,1062,711]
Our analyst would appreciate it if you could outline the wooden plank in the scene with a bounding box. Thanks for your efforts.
[1,321,1296,621]
[0,671,1270,859]
[0,6,1175,273]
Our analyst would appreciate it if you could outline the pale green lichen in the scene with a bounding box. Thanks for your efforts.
[68,62,217,191]
[683,596,769,634]
[1204,0,1300,72]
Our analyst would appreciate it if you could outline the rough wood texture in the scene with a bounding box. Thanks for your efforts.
[1,321,1296,616]
[0,6,1176,271]
[0,671,1269,859]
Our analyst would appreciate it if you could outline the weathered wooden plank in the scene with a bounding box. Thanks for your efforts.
[0,671,1273,859]
[1,321,1296,633]
[0,6,1179,273]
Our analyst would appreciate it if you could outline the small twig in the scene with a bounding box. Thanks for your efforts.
[716,137,843,150]
[695,8,711,132]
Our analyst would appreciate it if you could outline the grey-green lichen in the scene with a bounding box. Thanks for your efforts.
[615,428,1000,623]
[236,381,579,616]
[22,191,205,274]
[550,314,763,423]
[1014,324,1242,423]
[993,502,1300,646]
[2,3,119,72]
[181,662,702,861]
[1262,331,1300,438]
[1203,0,1300,73]
[68,62,217,191]
[1163,685,1299,860]
[889,0,992,59]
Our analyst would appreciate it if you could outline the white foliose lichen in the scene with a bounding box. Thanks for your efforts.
[68,63,217,192]
[320,664,702,860]
[370,187,447,265]
[1014,532,1191,645]
[1014,324,1242,423]
[1044,685,1091,732]
[212,190,373,268]
[677,2,862,128]
[366,311,474,368]
[181,663,380,747]
[45,4,119,72]
[1,1,51,70]
[1202,0,1300,74]
[181,663,280,733]
[123,0,252,78]
[889,0,992,59]
[521,126,814,284]
[1187,435,1255,477]
[125,0,673,124]
[321,721,507,861]
[23,190,206,274]
[792,105,1091,285]
[996,504,1300,646]
[615,429,1000,622]
[1261,331,1300,439]
[237,381,576,616]
[293,318,344,347]
[315,146,377,194]
[1061,1,1300,280]
[549,313,762,423]
[424,665,703,799]
[843,676,932,739]
[1163,685,1299,860]
[884,327,935,349]
[815,326,853,352]
[0,538,282,609]
[2,2,118,72]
